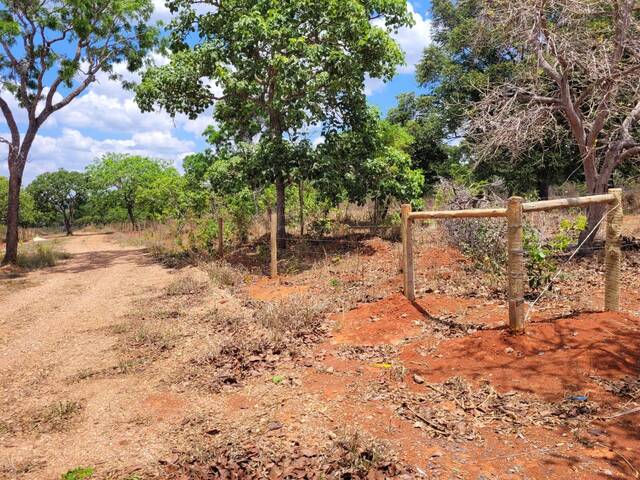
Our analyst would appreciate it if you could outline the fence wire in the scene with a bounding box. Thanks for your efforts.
[523,202,621,323]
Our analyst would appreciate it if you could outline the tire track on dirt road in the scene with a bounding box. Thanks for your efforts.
[0,232,182,479]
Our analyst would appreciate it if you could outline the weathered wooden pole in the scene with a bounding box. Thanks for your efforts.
[506,196,525,334]
[270,209,278,279]
[218,217,224,258]
[605,188,623,311]
[401,204,415,302]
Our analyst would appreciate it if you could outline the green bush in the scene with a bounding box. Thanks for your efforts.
[523,215,587,290]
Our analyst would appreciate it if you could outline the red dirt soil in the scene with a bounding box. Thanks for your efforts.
[305,293,640,478]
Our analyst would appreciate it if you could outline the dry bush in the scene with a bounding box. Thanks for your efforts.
[16,242,71,270]
[437,180,508,274]
[188,295,329,389]
[200,260,247,289]
[165,275,209,297]
[256,295,328,343]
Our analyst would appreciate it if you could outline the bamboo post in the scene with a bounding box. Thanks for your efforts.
[218,216,224,258]
[605,188,623,311]
[270,209,278,279]
[506,196,525,334]
[401,204,415,301]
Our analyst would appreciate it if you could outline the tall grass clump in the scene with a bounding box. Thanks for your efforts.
[16,243,71,269]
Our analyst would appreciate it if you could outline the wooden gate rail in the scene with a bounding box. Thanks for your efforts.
[401,188,623,334]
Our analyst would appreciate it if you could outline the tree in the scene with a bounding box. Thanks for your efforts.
[409,0,576,198]
[317,108,425,222]
[386,92,452,191]
[0,0,157,264]
[27,170,88,235]
[135,0,413,248]
[1,175,35,227]
[87,154,180,229]
[470,0,640,242]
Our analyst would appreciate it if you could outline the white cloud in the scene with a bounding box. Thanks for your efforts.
[364,76,386,97]
[150,0,173,23]
[0,127,196,182]
[374,2,432,74]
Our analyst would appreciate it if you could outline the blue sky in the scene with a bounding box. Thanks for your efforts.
[1,1,433,183]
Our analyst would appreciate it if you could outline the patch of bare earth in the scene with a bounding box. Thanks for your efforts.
[0,233,207,479]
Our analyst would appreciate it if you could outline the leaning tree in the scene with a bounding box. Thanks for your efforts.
[470,0,640,242]
[0,0,157,264]
[135,0,413,248]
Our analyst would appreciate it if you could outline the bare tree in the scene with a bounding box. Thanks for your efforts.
[470,0,640,243]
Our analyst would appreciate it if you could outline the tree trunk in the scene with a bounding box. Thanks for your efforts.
[126,204,137,231]
[2,164,22,265]
[537,175,551,200]
[578,177,610,248]
[298,179,304,237]
[63,214,73,236]
[275,176,286,250]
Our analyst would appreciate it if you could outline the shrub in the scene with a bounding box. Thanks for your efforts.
[523,214,587,290]
[60,467,94,480]
[437,180,508,275]
[16,243,71,269]
[165,275,209,296]
[201,261,247,288]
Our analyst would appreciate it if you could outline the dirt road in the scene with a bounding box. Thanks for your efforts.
[0,233,184,479]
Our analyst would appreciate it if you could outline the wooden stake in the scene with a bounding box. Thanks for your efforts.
[605,188,623,311]
[506,196,525,334]
[218,217,224,258]
[270,209,278,279]
[401,204,415,302]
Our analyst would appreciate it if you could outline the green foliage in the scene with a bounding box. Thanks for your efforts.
[0,1,157,95]
[403,0,577,196]
[27,170,88,234]
[136,0,414,230]
[386,92,452,190]
[318,107,425,221]
[86,154,184,227]
[60,467,94,480]
[523,215,587,290]
[0,176,37,227]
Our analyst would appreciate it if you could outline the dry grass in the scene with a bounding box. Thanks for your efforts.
[16,242,71,270]
[200,260,247,289]
[69,359,145,383]
[185,295,329,390]
[126,325,177,353]
[31,400,83,433]
[164,275,209,297]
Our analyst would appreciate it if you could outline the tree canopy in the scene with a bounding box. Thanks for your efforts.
[470,0,640,239]
[87,154,183,229]
[135,0,414,247]
[28,170,88,235]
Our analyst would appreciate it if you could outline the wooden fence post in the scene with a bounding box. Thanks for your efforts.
[270,209,278,279]
[507,196,525,334]
[218,217,224,259]
[605,188,623,311]
[401,204,415,302]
